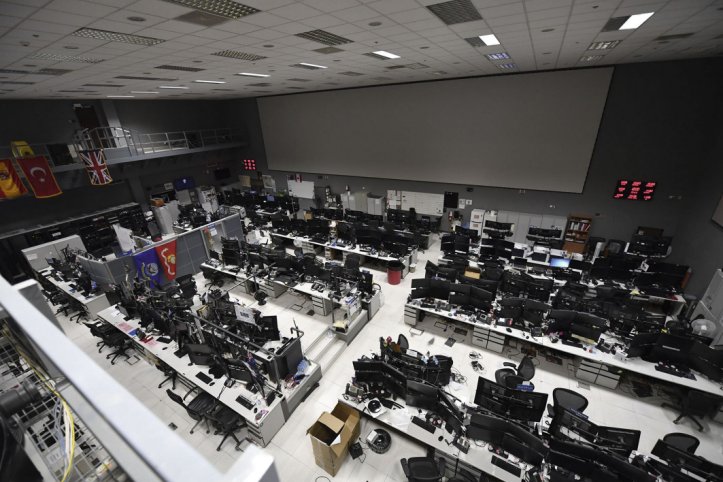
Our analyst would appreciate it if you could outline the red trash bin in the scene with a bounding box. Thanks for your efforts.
[387,261,403,285]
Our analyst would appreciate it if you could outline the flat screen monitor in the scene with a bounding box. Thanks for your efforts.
[259,315,280,341]
[449,293,470,307]
[174,176,195,190]
[570,323,603,344]
[467,412,507,446]
[550,256,571,268]
[226,359,254,383]
[569,259,591,271]
[690,342,723,382]
[649,334,694,366]
[405,379,439,410]
[214,167,231,180]
[627,332,660,358]
[410,287,431,300]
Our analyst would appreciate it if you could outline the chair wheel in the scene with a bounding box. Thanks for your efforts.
[216,448,221,451]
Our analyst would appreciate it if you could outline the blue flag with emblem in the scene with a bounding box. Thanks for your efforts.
[134,249,162,288]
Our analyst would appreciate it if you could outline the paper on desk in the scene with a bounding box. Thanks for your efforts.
[389,408,411,428]
[449,380,465,392]
[117,322,133,332]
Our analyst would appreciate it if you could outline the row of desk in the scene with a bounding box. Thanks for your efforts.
[39,267,111,317]
[200,261,382,344]
[403,300,723,397]
[96,305,322,447]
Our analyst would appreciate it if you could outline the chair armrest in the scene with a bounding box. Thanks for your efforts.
[183,386,201,401]
[502,362,516,368]
[400,459,410,478]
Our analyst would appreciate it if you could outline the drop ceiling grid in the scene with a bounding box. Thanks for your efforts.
[0,0,720,98]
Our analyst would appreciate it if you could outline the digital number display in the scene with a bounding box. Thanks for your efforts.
[613,179,656,201]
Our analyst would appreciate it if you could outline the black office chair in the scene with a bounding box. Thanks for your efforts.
[397,333,409,350]
[177,274,197,299]
[156,361,177,390]
[83,321,115,353]
[496,356,535,389]
[605,239,626,256]
[345,254,361,270]
[662,389,717,432]
[547,388,589,419]
[166,389,216,434]
[400,456,446,482]
[207,405,247,451]
[103,331,132,365]
[69,300,89,322]
[663,432,700,454]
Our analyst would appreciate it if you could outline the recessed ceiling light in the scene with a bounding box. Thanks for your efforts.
[130,91,159,94]
[427,0,482,25]
[158,85,189,89]
[294,62,327,69]
[580,55,604,62]
[588,40,620,50]
[295,29,353,46]
[72,28,164,46]
[237,72,269,77]
[127,16,146,22]
[64,45,79,50]
[29,53,104,63]
[541,28,555,32]
[193,80,226,84]
[369,21,382,26]
[107,95,134,98]
[161,0,259,20]
[263,44,274,48]
[369,50,400,59]
[212,50,267,61]
[485,52,510,60]
[420,46,429,50]
[479,34,500,46]
[497,63,516,70]
[620,12,654,30]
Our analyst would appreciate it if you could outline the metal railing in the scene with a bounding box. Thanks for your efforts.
[73,127,244,158]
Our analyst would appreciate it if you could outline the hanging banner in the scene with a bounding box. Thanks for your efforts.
[154,239,177,280]
[133,249,162,288]
[0,159,28,199]
[15,156,62,198]
[80,149,113,186]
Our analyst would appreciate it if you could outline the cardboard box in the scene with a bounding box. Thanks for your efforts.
[307,403,360,476]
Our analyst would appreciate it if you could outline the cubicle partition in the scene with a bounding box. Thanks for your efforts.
[21,235,87,272]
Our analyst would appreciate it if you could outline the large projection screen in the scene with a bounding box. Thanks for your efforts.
[259,67,613,193]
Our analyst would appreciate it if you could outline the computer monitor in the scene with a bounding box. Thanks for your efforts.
[552,408,598,443]
[648,334,694,366]
[550,256,571,269]
[570,322,603,344]
[410,287,431,300]
[185,344,216,366]
[259,316,280,341]
[626,332,660,358]
[569,259,591,272]
[651,440,723,480]
[449,293,470,307]
[466,412,507,445]
[226,359,254,383]
[507,390,548,422]
[405,379,439,410]
[501,433,546,466]
[690,342,723,382]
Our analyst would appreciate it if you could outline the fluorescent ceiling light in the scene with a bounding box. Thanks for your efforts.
[372,50,400,59]
[72,27,164,46]
[193,80,226,84]
[130,91,159,94]
[478,34,500,46]
[158,85,189,89]
[298,62,327,69]
[107,95,134,98]
[620,12,654,30]
[237,72,269,77]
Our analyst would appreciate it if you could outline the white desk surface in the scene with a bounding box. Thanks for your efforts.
[406,302,723,397]
[96,306,318,427]
[339,397,526,482]
[270,231,414,263]
[40,268,108,305]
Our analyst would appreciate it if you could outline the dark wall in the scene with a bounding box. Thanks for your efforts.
[264,58,721,248]
[0,100,102,145]
[112,99,236,133]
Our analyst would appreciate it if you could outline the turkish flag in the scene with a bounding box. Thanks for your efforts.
[154,240,177,280]
[16,156,62,198]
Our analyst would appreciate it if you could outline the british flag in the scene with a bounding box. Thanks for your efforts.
[80,149,112,186]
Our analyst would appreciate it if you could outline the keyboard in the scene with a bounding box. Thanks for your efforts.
[236,395,255,410]
[195,372,212,384]
[492,456,521,477]
[561,339,583,349]
[411,416,436,434]
[655,364,696,380]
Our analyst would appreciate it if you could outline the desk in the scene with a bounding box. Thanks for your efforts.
[339,396,527,482]
[201,262,381,344]
[97,306,322,447]
[39,268,110,316]
[403,301,723,397]
[270,232,417,279]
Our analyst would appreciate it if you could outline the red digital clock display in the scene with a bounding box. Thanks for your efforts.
[613,179,656,201]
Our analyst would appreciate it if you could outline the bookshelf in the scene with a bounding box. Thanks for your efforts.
[563,214,592,253]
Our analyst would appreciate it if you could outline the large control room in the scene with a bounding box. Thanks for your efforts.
[0,1,722,482]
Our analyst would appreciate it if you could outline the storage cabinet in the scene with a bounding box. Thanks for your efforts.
[563,214,592,254]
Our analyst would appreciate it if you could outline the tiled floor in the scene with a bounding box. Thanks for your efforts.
[55,234,723,481]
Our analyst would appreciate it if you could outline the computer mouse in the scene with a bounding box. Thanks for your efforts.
[506,327,512,333]
[551,338,559,343]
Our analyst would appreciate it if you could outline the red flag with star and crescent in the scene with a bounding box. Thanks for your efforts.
[154,240,177,280]
[80,149,113,186]
[15,156,62,198]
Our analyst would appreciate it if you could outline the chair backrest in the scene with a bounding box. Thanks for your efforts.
[166,389,186,410]
[517,356,535,381]
[553,388,588,413]
[397,333,409,350]
[663,433,699,454]
[684,390,717,417]
[495,368,516,386]
[606,239,625,255]
[345,254,361,270]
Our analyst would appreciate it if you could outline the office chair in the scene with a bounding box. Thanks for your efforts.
[166,389,216,434]
[496,356,536,389]
[103,331,132,365]
[400,456,446,482]
[662,433,700,454]
[207,405,247,451]
[605,239,626,256]
[83,321,115,353]
[344,254,361,270]
[585,236,605,258]
[397,333,409,350]
[177,274,197,299]
[662,390,717,432]
[156,361,177,390]
[547,388,589,419]
[69,300,89,322]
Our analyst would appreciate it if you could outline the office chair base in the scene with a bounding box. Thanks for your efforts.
[662,402,705,432]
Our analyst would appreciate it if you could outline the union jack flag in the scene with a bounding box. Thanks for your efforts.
[80,149,112,186]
